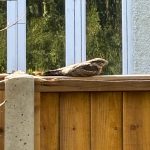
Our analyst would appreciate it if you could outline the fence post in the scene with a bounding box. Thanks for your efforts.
[5,72,34,150]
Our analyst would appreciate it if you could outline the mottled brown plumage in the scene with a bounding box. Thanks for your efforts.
[43,58,108,77]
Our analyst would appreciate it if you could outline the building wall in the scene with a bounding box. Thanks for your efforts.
[131,0,150,73]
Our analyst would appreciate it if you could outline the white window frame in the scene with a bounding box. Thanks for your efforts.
[7,0,127,73]
[7,0,26,73]
[65,0,86,66]
[122,0,132,74]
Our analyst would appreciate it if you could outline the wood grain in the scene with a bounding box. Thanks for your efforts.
[0,91,4,150]
[40,93,59,150]
[2,75,150,91]
[123,92,150,150]
[60,92,90,150]
[1,75,150,149]
[35,76,150,92]
[34,92,41,150]
[91,92,123,150]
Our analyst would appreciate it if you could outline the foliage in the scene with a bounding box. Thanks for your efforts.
[0,0,122,74]
[0,3,6,72]
[27,0,65,71]
[87,0,122,74]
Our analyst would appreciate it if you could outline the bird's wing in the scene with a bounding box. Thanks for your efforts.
[65,63,100,77]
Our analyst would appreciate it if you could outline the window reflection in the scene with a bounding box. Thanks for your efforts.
[87,0,122,74]
[0,3,6,73]
[27,0,65,72]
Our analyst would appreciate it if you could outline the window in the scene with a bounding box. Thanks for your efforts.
[86,0,122,75]
[27,0,65,72]
[1,0,122,75]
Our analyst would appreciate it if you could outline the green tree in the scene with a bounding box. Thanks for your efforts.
[0,3,7,72]
[87,0,122,74]
[26,0,65,72]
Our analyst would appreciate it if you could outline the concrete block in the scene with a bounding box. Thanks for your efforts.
[5,72,34,150]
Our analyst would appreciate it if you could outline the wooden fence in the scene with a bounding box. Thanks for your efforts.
[0,75,150,150]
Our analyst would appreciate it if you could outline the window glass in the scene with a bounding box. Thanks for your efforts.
[27,0,65,72]
[0,3,7,73]
[1,1,122,74]
[87,0,122,74]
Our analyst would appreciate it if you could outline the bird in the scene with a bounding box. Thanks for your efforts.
[43,58,108,77]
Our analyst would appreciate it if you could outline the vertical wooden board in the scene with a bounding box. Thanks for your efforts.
[35,92,40,150]
[60,92,90,150]
[123,92,150,150]
[40,93,59,150]
[0,91,4,150]
[91,92,123,150]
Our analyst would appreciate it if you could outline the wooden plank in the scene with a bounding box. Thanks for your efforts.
[34,92,40,150]
[35,76,150,92]
[0,81,5,91]
[37,75,150,81]
[60,92,90,150]
[2,75,150,92]
[0,74,7,80]
[91,92,123,150]
[123,92,150,150]
[40,93,59,150]
[0,91,4,150]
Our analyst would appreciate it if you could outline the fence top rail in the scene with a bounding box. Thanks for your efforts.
[1,74,150,92]
[35,75,150,92]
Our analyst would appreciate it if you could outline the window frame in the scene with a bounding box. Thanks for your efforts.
[7,0,26,73]
[65,0,86,66]
[122,0,132,75]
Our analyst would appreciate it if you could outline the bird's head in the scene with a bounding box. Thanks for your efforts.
[89,58,108,67]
